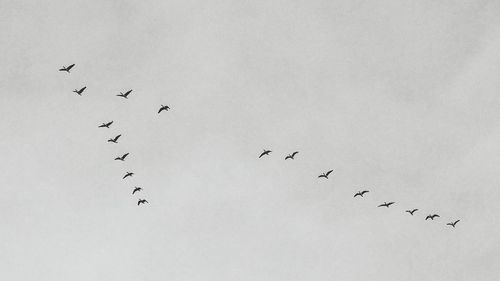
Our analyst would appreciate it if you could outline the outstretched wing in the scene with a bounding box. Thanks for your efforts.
[292,151,299,157]
[354,193,360,197]
[115,134,122,141]
[66,64,75,71]
[361,190,369,195]
[122,153,129,159]
[325,170,333,177]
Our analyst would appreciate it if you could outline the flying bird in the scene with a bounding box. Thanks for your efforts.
[98,121,113,128]
[354,190,369,198]
[73,86,86,96]
[123,172,134,179]
[378,202,395,208]
[59,64,75,73]
[107,134,121,143]
[285,151,299,160]
[447,220,460,228]
[259,149,272,158]
[117,90,132,99]
[137,199,149,206]
[158,105,170,114]
[425,214,440,220]
[114,153,129,161]
[318,170,333,179]
[405,209,419,215]
[132,187,142,195]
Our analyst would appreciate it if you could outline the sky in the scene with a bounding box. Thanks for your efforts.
[1,0,500,280]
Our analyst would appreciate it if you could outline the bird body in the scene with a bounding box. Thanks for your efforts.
[132,187,142,195]
[158,105,170,114]
[137,199,149,206]
[117,90,132,99]
[59,64,75,73]
[123,172,134,179]
[99,121,113,128]
[114,153,129,161]
[285,151,299,160]
[378,202,395,208]
[447,220,460,227]
[318,170,333,179]
[259,149,272,158]
[73,86,86,95]
[107,134,121,143]
[354,190,369,197]
[425,214,440,220]
[406,209,418,215]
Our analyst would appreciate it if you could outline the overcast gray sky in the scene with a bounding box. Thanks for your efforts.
[1,0,500,280]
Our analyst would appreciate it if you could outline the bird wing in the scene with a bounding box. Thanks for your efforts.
[318,174,325,178]
[125,90,132,96]
[67,64,75,70]
[285,155,291,160]
[361,190,369,195]
[115,134,121,141]
[292,151,298,157]
[354,193,360,197]
[122,153,129,159]
[99,124,105,127]
[325,170,333,176]
[158,108,163,114]
[454,220,460,224]
[80,86,86,92]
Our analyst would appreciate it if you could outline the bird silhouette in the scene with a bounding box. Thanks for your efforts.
[259,149,272,158]
[59,64,75,73]
[107,134,121,143]
[285,151,299,160]
[123,172,134,179]
[73,86,86,96]
[405,209,418,215]
[158,105,170,114]
[425,214,440,220]
[447,220,460,228]
[114,153,129,161]
[378,202,395,208]
[98,121,113,128]
[117,90,132,99]
[132,187,142,195]
[137,199,149,206]
[318,170,333,179]
[354,190,369,198]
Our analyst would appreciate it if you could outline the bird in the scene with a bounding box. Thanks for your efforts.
[137,199,149,206]
[117,90,132,99]
[318,170,333,179]
[354,190,369,198]
[378,202,395,208]
[158,105,170,114]
[123,172,134,179]
[259,149,272,158]
[132,187,142,195]
[447,220,460,228]
[114,153,129,161]
[73,86,86,96]
[285,151,299,160]
[98,121,113,128]
[107,134,121,143]
[59,64,75,73]
[425,214,440,220]
[405,209,419,215]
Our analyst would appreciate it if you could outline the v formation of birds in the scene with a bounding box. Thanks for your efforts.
[60,63,171,206]
[60,63,460,227]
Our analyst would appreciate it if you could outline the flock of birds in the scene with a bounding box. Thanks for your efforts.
[258,149,461,229]
[59,63,171,206]
[59,62,462,227]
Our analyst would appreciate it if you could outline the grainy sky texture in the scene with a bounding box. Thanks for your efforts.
[1,0,500,280]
